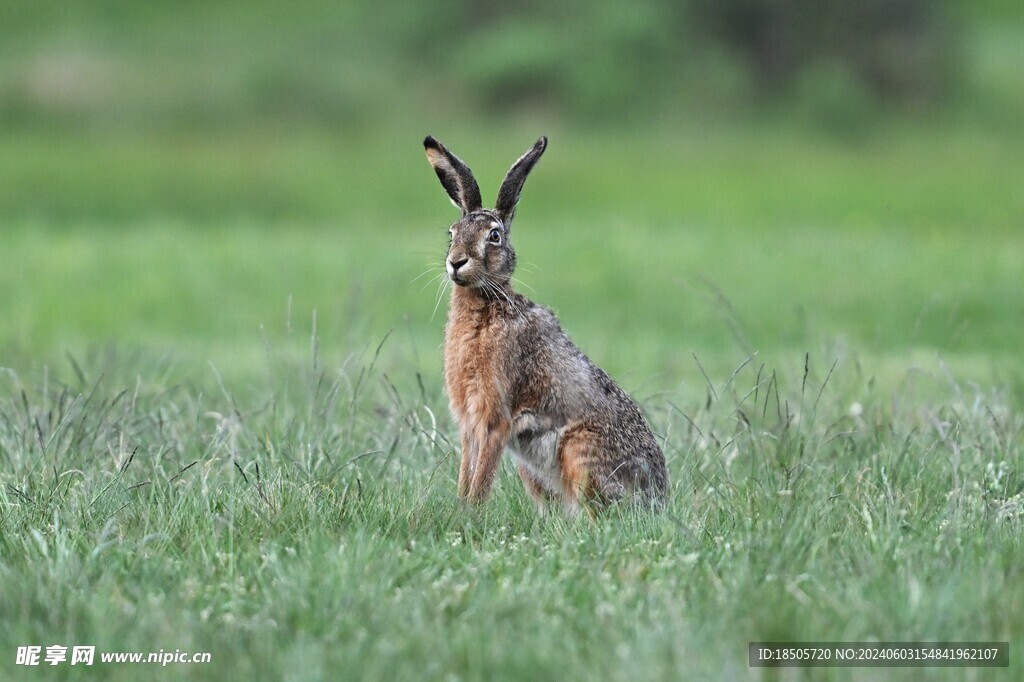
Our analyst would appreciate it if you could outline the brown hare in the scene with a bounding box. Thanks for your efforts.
[424,135,668,515]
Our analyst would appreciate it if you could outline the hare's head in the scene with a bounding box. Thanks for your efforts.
[424,136,546,290]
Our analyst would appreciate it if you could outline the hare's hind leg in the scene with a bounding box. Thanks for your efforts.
[557,426,608,517]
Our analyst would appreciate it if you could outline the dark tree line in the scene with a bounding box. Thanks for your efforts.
[408,0,958,115]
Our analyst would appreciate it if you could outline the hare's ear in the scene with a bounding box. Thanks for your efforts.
[495,136,547,226]
[424,136,482,216]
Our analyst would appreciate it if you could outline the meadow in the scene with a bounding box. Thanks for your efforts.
[2,3,1024,679]
[1,117,1021,681]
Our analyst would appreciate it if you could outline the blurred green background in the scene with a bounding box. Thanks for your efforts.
[1,0,1022,389]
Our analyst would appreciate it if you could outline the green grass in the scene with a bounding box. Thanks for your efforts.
[0,341,1021,681]
[2,121,1022,382]
[1,117,1023,679]
[2,75,1024,682]
[3,2,1024,678]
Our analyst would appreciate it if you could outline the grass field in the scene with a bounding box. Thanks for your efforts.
[1,114,1022,681]
[5,6,1024,681]
[3,121,1023,374]
[2,6,1024,673]
[1,341,1020,681]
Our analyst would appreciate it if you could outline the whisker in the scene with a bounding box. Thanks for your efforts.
[431,278,450,322]
[511,276,536,294]
[411,266,441,285]
[419,271,446,294]
[484,274,515,309]
[481,278,495,302]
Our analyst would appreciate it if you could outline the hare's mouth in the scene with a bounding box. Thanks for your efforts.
[447,269,476,286]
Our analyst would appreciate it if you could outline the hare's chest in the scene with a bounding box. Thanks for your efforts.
[443,320,505,428]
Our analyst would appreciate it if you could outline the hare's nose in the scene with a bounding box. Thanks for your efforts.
[448,258,469,274]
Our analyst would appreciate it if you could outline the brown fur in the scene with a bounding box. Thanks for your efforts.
[558,425,603,513]
[425,136,668,515]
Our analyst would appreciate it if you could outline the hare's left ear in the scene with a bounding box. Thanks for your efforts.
[495,136,547,226]
[424,136,482,216]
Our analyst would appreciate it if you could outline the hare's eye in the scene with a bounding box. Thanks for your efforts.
[488,229,502,245]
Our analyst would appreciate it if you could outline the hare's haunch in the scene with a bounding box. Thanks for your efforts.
[424,136,668,515]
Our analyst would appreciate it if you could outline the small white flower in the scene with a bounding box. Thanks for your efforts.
[681,552,700,565]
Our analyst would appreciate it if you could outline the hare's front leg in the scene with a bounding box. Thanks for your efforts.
[457,430,477,499]
[467,419,511,503]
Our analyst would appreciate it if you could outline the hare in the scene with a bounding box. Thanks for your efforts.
[424,135,668,515]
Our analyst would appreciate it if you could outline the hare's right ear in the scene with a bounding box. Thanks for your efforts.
[423,136,482,216]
